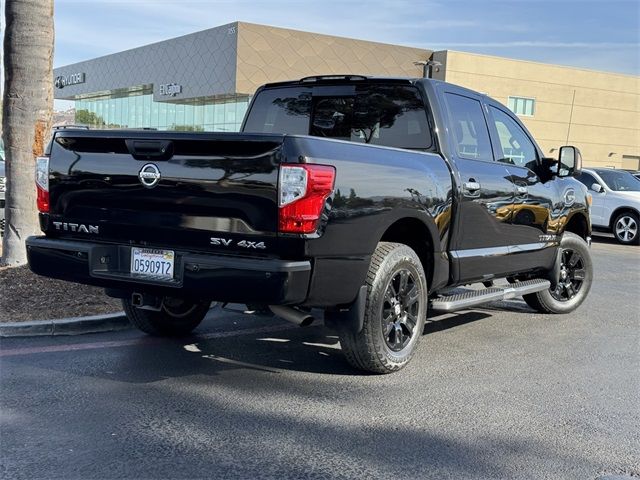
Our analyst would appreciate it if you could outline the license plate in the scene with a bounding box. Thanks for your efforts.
[130,248,175,279]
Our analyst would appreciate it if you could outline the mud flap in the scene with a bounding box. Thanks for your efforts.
[323,285,368,333]
[548,247,563,290]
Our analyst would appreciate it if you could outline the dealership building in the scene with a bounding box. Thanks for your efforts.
[53,21,640,169]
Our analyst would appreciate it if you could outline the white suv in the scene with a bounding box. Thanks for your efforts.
[577,168,640,245]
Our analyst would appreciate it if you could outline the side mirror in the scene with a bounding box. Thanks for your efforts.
[591,183,603,193]
[558,146,583,177]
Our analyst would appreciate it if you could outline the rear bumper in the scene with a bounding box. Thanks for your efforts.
[26,237,311,305]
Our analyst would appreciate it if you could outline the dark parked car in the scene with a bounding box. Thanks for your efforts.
[27,76,593,373]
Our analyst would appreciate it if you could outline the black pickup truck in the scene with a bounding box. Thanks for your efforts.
[27,76,593,373]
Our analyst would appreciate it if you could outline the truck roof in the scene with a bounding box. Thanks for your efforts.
[261,75,420,89]
[260,75,491,102]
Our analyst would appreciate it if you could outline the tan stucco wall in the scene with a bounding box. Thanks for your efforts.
[434,50,640,169]
[236,22,430,96]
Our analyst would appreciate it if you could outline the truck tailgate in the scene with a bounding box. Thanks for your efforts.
[46,131,287,256]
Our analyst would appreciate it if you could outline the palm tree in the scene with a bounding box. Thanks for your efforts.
[1,0,54,265]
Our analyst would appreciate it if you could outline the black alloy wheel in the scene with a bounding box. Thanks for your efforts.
[382,269,421,352]
[337,242,427,373]
[523,232,593,314]
[549,248,586,302]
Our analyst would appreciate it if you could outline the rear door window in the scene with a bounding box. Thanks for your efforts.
[243,84,432,150]
[444,93,493,162]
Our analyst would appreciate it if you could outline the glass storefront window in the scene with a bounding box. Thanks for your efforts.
[74,91,250,132]
[158,102,167,129]
[193,101,204,130]
[143,95,151,127]
[135,95,144,127]
[94,101,102,125]
[174,103,185,129]
[114,97,122,127]
[185,103,195,129]
[150,98,159,128]
[108,97,116,126]
[167,103,176,129]
[236,100,248,126]
[121,98,129,127]
[213,102,224,125]
[204,103,214,125]
[127,96,136,127]
[224,101,236,124]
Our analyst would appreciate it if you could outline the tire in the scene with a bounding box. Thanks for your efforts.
[338,242,427,374]
[612,211,640,245]
[122,296,211,336]
[523,232,593,314]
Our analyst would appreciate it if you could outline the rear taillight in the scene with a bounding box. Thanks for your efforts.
[35,156,49,213]
[278,164,336,234]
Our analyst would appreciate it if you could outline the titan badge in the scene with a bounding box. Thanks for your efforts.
[53,222,99,234]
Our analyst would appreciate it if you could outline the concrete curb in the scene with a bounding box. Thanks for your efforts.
[0,312,131,338]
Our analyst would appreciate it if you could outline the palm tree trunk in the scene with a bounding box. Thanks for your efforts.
[1,0,54,265]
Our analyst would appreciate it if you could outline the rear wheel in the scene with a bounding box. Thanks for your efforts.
[612,212,639,245]
[338,242,427,374]
[523,232,593,314]
[122,297,211,336]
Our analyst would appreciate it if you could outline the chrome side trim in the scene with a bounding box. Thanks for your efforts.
[450,241,556,260]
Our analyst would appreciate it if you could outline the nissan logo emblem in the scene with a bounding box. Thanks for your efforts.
[139,163,161,188]
[564,188,576,207]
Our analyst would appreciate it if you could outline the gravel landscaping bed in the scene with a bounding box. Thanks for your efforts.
[0,265,121,322]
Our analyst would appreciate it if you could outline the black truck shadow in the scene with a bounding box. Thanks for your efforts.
[101,304,523,384]
[7,300,531,385]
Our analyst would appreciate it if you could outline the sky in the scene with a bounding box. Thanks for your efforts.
[2,0,636,109]
[49,0,639,76]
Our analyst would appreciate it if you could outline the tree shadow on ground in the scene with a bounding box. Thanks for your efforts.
[2,341,608,480]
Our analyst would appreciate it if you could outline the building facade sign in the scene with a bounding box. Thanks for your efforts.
[159,83,182,97]
[54,72,85,89]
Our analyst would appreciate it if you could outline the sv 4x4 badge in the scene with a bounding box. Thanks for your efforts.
[210,237,266,249]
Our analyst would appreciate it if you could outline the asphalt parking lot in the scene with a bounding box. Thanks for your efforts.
[1,236,638,480]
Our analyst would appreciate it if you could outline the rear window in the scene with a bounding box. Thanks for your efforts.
[243,84,432,150]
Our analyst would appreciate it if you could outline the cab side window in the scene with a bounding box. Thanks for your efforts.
[444,93,493,162]
[490,106,538,169]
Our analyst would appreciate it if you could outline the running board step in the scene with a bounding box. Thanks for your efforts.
[430,279,551,312]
